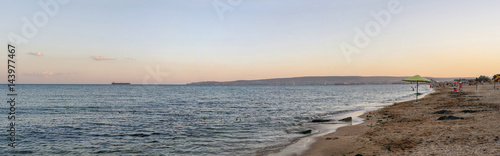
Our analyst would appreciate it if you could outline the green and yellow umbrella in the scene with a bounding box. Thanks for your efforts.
[493,75,500,89]
[403,75,431,103]
[493,76,500,82]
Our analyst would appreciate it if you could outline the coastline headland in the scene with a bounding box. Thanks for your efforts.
[187,76,457,86]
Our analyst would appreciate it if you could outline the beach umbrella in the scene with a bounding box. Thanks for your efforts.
[494,77,500,82]
[403,75,431,103]
[493,76,500,89]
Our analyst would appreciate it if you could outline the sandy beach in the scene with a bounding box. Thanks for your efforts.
[304,84,500,155]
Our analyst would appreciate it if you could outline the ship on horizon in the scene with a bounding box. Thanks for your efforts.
[112,82,131,85]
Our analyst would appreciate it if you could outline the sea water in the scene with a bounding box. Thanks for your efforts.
[0,84,432,155]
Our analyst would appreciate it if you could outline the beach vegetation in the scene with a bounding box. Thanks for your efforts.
[475,75,490,82]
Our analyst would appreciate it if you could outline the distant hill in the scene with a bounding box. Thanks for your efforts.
[187,76,461,85]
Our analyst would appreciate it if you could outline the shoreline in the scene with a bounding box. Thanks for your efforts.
[267,111,367,156]
[303,84,500,155]
[266,86,435,155]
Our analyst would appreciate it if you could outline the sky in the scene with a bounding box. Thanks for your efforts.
[1,0,499,84]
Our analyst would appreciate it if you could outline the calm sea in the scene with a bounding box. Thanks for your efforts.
[1,84,432,155]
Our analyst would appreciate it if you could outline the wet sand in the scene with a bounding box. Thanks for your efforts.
[304,84,500,155]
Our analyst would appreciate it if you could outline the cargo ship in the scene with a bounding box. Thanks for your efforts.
[112,82,131,85]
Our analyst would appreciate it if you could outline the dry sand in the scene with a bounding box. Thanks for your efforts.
[303,84,500,156]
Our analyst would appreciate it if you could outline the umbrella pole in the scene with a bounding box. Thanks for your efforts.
[416,81,419,102]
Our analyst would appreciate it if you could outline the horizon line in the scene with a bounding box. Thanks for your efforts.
[7,75,479,85]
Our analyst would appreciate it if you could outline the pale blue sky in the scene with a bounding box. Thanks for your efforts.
[1,0,499,84]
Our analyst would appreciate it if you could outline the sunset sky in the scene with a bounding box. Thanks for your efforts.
[1,0,499,84]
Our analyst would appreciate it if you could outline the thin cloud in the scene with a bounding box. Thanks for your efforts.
[125,57,135,61]
[91,56,116,61]
[24,71,54,79]
[24,71,75,79]
[27,52,43,56]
